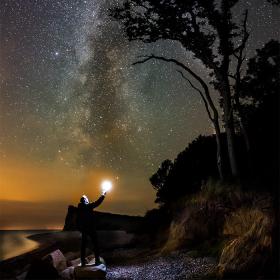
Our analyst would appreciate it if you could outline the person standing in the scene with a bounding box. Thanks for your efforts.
[77,192,106,266]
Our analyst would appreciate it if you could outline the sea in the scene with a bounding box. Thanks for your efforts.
[0,230,53,261]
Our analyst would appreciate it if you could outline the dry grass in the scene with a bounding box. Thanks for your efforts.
[162,179,274,264]
[218,207,273,278]
[223,207,270,237]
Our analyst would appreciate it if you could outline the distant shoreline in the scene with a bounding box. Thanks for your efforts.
[0,230,59,262]
[26,230,62,242]
[0,229,135,279]
[0,233,59,279]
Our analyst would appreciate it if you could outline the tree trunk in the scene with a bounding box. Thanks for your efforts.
[237,106,253,173]
[233,49,252,159]
[226,118,239,178]
[218,0,240,179]
[233,59,252,174]
[213,114,225,180]
[233,84,253,173]
[239,119,251,152]
[221,84,239,178]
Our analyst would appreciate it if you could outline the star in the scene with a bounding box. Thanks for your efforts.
[0,0,279,223]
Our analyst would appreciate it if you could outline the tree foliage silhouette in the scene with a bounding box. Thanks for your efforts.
[111,0,262,178]
[150,135,221,205]
[240,40,280,107]
[149,40,279,205]
[239,40,280,187]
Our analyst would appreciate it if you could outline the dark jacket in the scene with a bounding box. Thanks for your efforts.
[77,195,105,232]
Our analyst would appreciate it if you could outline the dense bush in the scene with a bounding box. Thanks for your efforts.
[150,135,225,205]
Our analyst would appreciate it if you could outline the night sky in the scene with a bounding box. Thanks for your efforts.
[0,0,279,229]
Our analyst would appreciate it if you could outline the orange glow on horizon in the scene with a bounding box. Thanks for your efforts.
[0,157,116,202]
[0,157,155,229]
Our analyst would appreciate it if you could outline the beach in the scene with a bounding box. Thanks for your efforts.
[0,230,217,279]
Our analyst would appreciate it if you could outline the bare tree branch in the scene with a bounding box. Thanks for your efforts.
[232,10,249,105]
[233,53,239,60]
[233,10,249,55]
[133,54,220,121]
[177,70,214,122]
[232,9,251,153]
[229,74,236,80]
[132,53,226,179]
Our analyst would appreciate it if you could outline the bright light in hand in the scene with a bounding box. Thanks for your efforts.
[101,180,112,193]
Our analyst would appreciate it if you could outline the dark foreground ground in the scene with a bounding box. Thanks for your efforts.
[0,231,216,279]
[105,249,216,280]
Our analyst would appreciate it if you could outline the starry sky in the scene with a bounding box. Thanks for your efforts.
[0,0,279,229]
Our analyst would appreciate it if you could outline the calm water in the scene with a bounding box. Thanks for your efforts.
[0,230,51,261]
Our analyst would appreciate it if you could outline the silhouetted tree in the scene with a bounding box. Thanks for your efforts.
[240,40,280,277]
[229,10,251,156]
[240,40,280,108]
[111,0,262,178]
[150,159,173,199]
[150,135,224,205]
[149,41,279,201]
[239,40,280,186]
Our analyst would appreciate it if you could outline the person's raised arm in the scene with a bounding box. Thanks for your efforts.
[90,193,106,209]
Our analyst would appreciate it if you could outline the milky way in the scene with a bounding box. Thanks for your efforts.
[0,0,279,220]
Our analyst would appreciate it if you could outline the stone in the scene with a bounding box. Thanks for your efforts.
[74,257,106,279]
[74,263,106,279]
[65,251,80,262]
[60,266,75,280]
[68,257,81,267]
[42,249,67,273]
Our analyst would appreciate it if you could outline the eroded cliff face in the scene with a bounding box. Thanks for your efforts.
[163,201,225,252]
[63,205,144,233]
[161,184,277,279]
[217,208,275,279]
